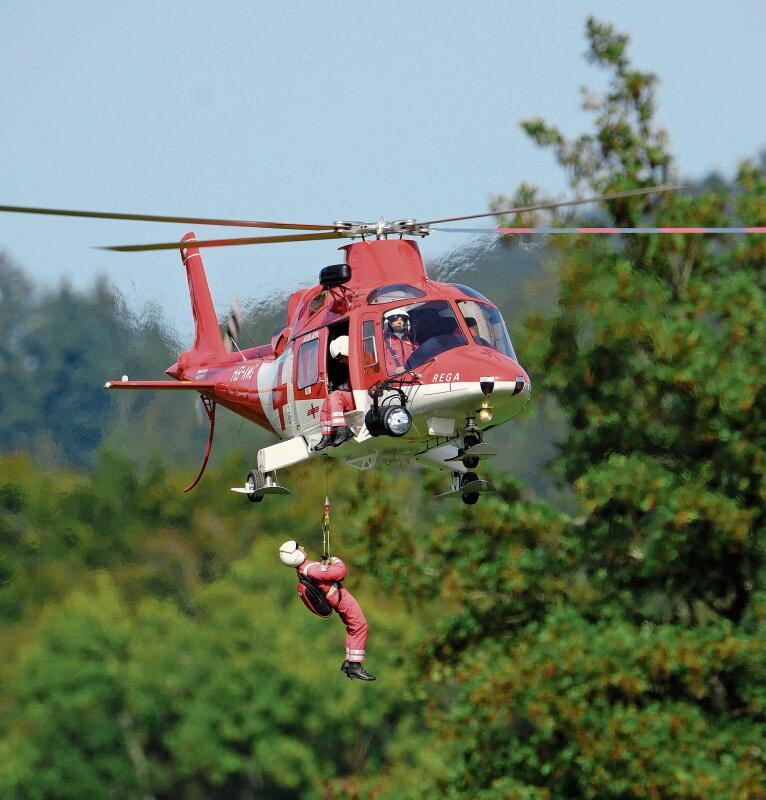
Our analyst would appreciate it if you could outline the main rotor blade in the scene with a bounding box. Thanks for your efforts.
[434,226,766,235]
[419,185,680,226]
[0,203,335,231]
[101,230,348,252]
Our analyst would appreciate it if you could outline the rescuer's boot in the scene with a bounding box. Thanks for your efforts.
[345,661,376,681]
[340,659,350,675]
[313,433,335,452]
[332,427,354,447]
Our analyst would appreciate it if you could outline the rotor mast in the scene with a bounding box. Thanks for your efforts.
[333,218,430,240]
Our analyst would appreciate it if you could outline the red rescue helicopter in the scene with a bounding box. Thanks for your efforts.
[6,186,749,504]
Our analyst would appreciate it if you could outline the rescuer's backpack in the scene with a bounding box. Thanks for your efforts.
[296,573,339,618]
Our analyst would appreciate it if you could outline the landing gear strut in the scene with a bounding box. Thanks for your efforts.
[440,469,491,504]
[461,435,481,469]
[231,468,290,503]
[460,417,483,468]
[439,416,497,504]
[460,471,480,505]
[246,469,264,503]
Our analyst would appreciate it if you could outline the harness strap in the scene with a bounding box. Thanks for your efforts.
[384,335,403,369]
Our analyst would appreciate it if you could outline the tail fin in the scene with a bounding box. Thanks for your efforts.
[178,232,225,365]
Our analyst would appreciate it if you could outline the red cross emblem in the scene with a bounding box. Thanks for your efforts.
[307,403,320,419]
[272,362,288,430]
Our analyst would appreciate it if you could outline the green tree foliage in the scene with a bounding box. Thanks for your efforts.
[0,560,418,799]
[3,16,766,800]
[0,260,180,467]
[0,457,423,799]
[515,17,766,626]
[334,17,766,799]
[0,257,37,451]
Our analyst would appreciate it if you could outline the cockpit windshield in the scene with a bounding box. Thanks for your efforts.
[457,300,517,360]
[381,301,467,374]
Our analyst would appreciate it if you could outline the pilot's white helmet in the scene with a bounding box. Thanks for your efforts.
[329,335,349,359]
[385,308,410,329]
[278,540,306,567]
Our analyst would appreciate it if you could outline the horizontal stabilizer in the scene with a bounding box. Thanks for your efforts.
[105,380,217,391]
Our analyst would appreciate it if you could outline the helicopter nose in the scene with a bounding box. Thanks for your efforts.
[473,358,531,425]
[417,349,530,423]
[482,358,530,392]
[421,349,529,390]
[479,359,531,406]
[509,366,531,396]
[498,373,529,396]
[473,369,529,399]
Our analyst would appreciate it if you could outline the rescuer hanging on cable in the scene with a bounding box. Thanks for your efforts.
[278,539,376,681]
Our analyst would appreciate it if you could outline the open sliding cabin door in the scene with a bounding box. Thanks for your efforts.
[292,328,328,436]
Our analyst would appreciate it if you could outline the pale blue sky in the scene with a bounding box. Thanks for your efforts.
[1,1,764,331]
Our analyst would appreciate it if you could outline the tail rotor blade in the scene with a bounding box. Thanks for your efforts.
[224,294,242,353]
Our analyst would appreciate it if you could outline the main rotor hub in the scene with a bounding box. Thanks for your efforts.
[333,218,430,239]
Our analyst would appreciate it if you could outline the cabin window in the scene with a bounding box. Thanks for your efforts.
[297,339,320,388]
[367,283,426,305]
[362,320,378,369]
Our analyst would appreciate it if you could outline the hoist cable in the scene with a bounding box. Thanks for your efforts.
[321,496,331,563]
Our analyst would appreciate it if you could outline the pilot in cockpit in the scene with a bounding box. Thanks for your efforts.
[465,316,492,348]
[382,308,418,375]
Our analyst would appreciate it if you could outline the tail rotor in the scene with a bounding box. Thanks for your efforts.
[223,294,243,355]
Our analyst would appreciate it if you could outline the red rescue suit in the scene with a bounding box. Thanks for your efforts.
[320,381,354,435]
[297,556,369,663]
[383,331,417,375]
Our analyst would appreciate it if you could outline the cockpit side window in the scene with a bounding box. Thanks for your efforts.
[362,320,378,369]
[457,300,517,359]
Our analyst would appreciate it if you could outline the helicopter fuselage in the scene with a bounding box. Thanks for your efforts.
[108,235,530,492]
[170,238,528,453]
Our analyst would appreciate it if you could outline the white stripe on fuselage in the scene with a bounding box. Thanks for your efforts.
[277,380,529,449]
